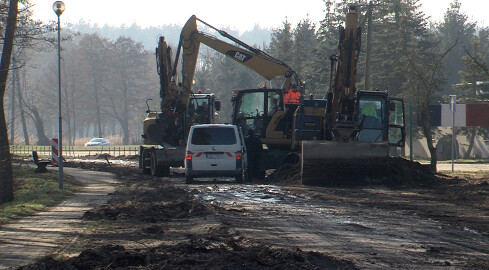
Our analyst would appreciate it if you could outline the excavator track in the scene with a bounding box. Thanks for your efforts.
[301,140,390,185]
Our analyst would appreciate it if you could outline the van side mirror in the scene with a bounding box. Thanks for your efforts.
[215,100,221,111]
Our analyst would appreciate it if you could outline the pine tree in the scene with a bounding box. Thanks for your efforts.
[292,18,318,93]
[454,37,489,158]
[437,0,476,92]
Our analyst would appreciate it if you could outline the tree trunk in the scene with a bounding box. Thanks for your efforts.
[70,56,76,145]
[94,80,103,137]
[63,74,72,146]
[122,86,129,145]
[463,127,476,159]
[10,60,16,144]
[419,107,437,172]
[90,43,103,138]
[0,0,19,204]
[18,69,29,144]
[31,106,51,145]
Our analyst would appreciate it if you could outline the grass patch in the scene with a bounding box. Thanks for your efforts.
[0,165,84,224]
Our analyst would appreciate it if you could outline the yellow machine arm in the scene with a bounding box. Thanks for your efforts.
[157,15,298,115]
[327,4,362,140]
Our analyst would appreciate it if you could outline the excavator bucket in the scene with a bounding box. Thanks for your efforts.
[301,140,390,185]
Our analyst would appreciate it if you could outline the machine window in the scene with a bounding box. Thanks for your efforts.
[238,92,264,117]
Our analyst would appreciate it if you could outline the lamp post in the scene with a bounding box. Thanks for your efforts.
[53,1,65,189]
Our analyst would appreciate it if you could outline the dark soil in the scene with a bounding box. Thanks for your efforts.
[19,159,356,270]
[266,157,448,188]
[17,156,489,269]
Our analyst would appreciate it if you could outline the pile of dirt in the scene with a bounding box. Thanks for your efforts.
[20,236,355,270]
[266,164,301,185]
[386,157,443,187]
[82,185,208,223]
[80,154,139,161]
[266,157,447,188]
[66,160,147,180]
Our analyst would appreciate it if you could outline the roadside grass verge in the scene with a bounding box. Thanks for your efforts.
[0,166,84,225]
[442,170,489,178]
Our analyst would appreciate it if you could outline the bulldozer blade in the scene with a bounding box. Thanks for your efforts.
[301,140,389,185]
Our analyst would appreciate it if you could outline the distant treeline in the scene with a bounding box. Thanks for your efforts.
[66,21,272,50]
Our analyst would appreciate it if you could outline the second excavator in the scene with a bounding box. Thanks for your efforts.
[228,4,407,184]
[300,4,406,184]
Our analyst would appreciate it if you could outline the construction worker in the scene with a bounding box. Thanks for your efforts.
[361,102,378,118]
[245,128,264,180]
[360,102,381,129]
[284,84,300,104]
[195,101,209,123]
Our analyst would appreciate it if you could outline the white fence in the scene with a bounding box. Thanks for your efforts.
[10,145,140,158]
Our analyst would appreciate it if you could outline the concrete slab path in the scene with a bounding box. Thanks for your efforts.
[0,167,117,269]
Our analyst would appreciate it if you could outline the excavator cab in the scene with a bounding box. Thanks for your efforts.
[301,91,406,185]
[387,98,406,147]
[232,88,301,169]
[232,89,287,142]
[357,91,389,143]
[185,93,221,138]
[355,91,406,147]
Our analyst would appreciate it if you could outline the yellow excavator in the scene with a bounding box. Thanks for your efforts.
[142,6,406,182]
[229,4,406,184]
[139,15,302,176]
[300,4,406,184]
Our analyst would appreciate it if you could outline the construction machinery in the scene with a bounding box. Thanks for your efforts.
[141,5,406,182]
[299,4,406,184]
[140,91,220,176]
[139,15,301,176]
[230,4,406,183]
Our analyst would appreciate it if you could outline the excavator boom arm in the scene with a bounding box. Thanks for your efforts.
[173,15,296,109]
[152,15,299,147]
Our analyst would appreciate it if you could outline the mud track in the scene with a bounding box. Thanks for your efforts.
[19,156,489,269]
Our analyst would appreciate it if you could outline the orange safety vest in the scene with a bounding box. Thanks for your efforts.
[284,89,300,103]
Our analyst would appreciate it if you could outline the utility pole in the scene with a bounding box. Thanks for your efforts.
[53,1,65,189]
[364,1,373,90]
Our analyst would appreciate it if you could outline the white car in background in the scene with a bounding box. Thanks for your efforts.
[84,138,111,147]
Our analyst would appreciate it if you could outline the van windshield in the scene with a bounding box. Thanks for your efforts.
[191,127,237,145]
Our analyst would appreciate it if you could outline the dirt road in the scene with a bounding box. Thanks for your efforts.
[0,168,117,270]
[190,183,489,269]
[14,159,489,269]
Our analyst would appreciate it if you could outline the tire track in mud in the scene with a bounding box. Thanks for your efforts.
[190,183,489,269]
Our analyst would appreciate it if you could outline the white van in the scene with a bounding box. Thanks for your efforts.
[185,124,247,183]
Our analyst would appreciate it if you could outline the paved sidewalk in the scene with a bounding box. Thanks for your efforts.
[436,162,489,172]
[0,167,117,269]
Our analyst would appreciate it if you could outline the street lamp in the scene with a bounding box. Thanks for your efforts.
[53,1,65,189]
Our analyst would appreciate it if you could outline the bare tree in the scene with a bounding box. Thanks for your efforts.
[464,47,489,78]
[404,40,458,172]
[0,0,19,204]
[18,67,29,144]
[106,36,151,144]
[78,34,110,138]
